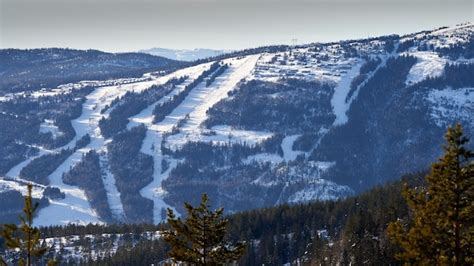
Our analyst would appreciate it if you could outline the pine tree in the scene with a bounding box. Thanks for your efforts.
[0,184,56,266]
[163,193,246,265]
[387,124,474,265]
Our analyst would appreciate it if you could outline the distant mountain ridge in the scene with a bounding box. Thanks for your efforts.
[0,48,182,94]
[139,47,227,61]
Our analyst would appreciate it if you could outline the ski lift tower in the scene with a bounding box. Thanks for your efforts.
[291,38,298,47]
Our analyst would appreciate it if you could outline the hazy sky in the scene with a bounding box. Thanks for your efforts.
[0,0,472,52]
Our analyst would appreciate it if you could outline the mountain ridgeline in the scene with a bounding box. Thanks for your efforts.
[0,24,473,226]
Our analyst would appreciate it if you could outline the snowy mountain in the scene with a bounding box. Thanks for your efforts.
[0,23,473,225]
[139,48,227,61]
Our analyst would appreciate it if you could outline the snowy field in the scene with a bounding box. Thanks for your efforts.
[426,87,474,127]
[404,51,447,85]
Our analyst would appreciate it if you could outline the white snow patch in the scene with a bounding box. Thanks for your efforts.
[0,179,44,198]
[243,153,284,165]
[330,59,363,126]
[39,119,63,139]
[426,87,474,127]
[99,153,125,221]
[166,55,260,150]
[405,51,447,85]
[288,178,353,203]
[170,125,273,150]
[281,135,303,162]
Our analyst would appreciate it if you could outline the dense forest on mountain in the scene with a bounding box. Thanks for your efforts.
[107,125,153,223]
[63,150,113,222]
[31,172,423,265]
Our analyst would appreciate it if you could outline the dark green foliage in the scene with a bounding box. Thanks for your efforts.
[206,63,229,87]
[162,141,280,214]
[107,125,153,223]
[19,149,73,185]
[0,142,36,177]
[397,39,415,53]
[89,239,169,265]
[74,134,91,150]
[387,124,474,265]
[311,55,433,190]
[43,173,421,265]
[0,111,40,175]
[42,187,65,200]
[412,63,474,90]
[18,134,90,186]
[62,150,113,222]
[163,194,245,264]
[0,86,93,175]
[0,184,55,266]
[345,56,382,102]
[0,191,26,224]
[206,78,334,133]
[436,37,474,59]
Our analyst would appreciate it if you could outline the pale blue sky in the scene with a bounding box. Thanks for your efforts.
[0,0,472,52]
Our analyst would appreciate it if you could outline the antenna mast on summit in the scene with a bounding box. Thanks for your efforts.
[292,38,298,47]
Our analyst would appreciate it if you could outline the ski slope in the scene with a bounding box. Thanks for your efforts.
[330,59,363,126]
[3,68,195,226]
[127,55,259,223]
[166,55,261,150]
[404,51,447,85]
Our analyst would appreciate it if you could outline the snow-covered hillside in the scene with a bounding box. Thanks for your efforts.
[1,23,473,225]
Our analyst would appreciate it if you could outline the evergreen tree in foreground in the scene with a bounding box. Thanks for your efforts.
[387,124,474,265]
[0,184,55,266]
[163,193,246,265]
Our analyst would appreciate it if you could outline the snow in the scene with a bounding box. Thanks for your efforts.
[5,146,52,181]
[127,63,212,129]
[0,179,44,198]
[426,23,473,49]
[39,119,63,139]
[126,63,213,223]
[168,125,273,150]
[281,135,303,162]
[243,153,284,165]
[404,51,447,85]
[25,67,192,226]
[99,153,125,221]
[0,76,153,102]
[426,87,474,127]
[35,146,102,226]
[165,55,260,150]
[330,59,363,126]
[128,56,259,223]
[287,178,353,203]
[251,50,356,84]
